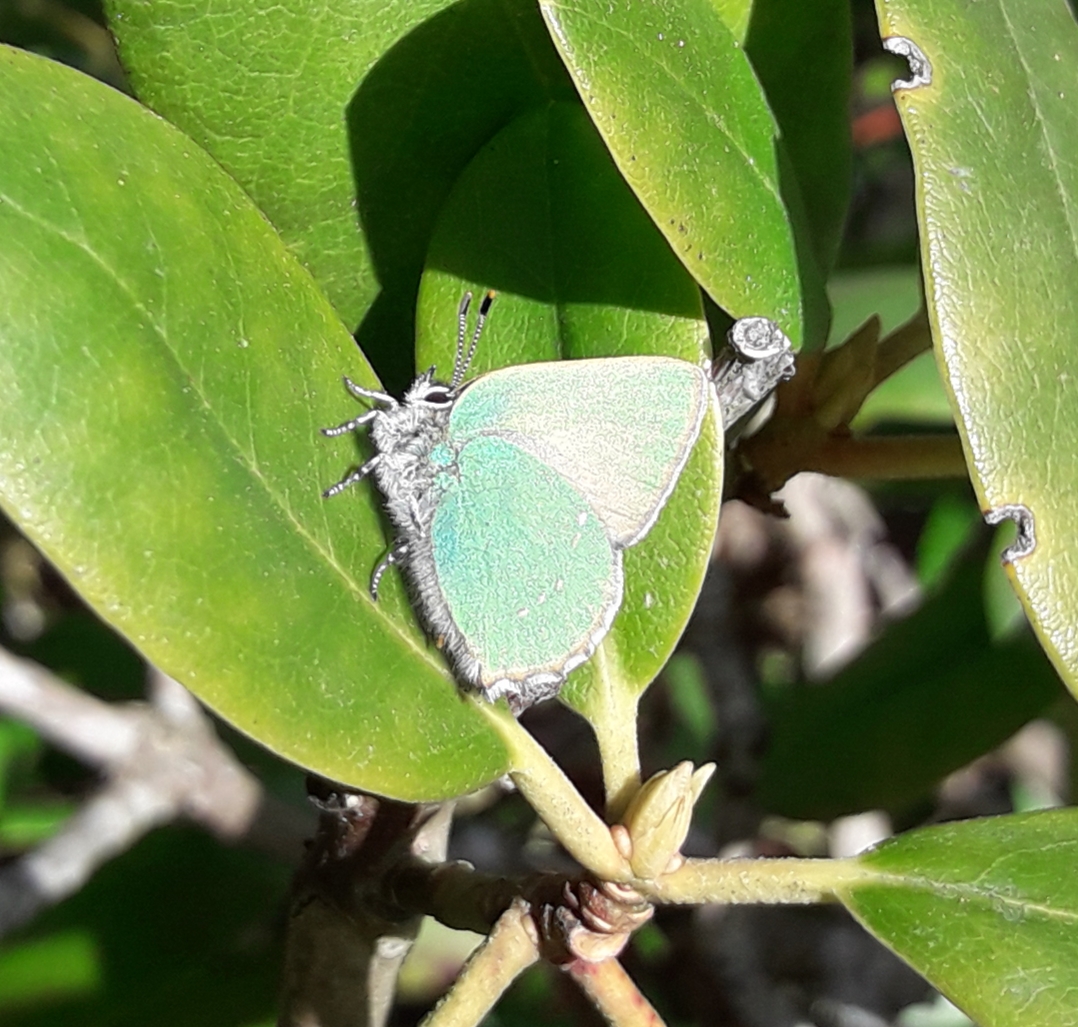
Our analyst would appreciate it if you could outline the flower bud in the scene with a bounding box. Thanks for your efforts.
[620,761,715,880]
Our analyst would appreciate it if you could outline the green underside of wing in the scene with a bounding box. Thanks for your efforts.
[430,435,619,681]
[450,357,708,545]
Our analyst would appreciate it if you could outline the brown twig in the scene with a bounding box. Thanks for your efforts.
[799,434,968,480]
[731,306,957,497]
[738,429,967,497]
[0,649,296,936]
[389,858,549,936]
[279,790,456,1027]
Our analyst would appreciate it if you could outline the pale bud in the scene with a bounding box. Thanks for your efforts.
[620,761,715,880]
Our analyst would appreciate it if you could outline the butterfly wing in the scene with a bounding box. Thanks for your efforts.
[448,356,712,546]
[427,434,622,700]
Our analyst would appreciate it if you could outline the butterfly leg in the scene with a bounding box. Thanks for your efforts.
[343,376,397,406]
[321,408,379,437]
[370,543,408,600]
[322,376,398,436]
[322,455,381,498]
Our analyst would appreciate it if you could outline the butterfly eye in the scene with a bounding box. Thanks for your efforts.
[424,387,454,406]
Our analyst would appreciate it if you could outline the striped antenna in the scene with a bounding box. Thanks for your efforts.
[451,290,496,388]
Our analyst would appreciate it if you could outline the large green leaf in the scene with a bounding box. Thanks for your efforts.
[839,808,1078,1026]
[105,0,435,331]
[413,102,723,718]
[538,0,804,345]
[746,0,853,279]
[106,0,578,390]
[875,0,1078,698]
[0,45,509,800]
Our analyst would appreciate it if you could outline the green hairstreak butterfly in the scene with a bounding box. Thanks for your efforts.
[324,293,792,710]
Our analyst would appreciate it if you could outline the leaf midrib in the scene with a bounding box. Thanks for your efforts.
[0,189,442,675]
[854,868,1078,924]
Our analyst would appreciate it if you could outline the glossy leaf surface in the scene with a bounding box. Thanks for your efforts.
[0,45,509,800]
[712,0,752,42]
[106,0,435,330]
[538,0,804,344]
[106,0,578,390]
[746,0,853,278]
[876,0,1078,698]
[840,808,1078,1026]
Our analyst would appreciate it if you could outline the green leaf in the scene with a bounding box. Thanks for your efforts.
[413,102,724,716]
[0,930,101,1012]
[105,0,425,330]
[916,491,981,587]
[0,45,509,800]
[759,538,1064,820]
[839,808,1078,1027]
[827,266,923,348]
[538,0,804,345]
[746,0,853,277]
[659,652,718,767]
[0,719,41,806]
[0,802,74,848]
[875,0,1078,699]
[106,0,578,390]
[712,0,753,43]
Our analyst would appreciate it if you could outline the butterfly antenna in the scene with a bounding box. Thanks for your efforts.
[452,290,496,388]
[451,292,473,388]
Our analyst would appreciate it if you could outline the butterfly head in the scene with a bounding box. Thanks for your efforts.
[402,368,456,409]
[390,289,496,416]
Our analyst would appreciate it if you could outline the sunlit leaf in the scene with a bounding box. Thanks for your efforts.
[840,809,1078,1026]
[0,45,509,800]
[414,102,723,716]
[875,0,1078,699]
[538,0,804,343]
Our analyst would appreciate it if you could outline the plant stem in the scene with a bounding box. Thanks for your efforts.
[873,309,932,386]
[584,649,642,822]
[476,702,631,882]
[566,958,667,1027]
[641,856,868,905]
[803,434,966,480]
[420,901,538,1027]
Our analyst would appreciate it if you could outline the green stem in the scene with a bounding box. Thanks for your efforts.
[804,434,967,480]
[420,901,538,1027]
[476,701,631,882]
[583,649,642,822]
[873,309,932,387]
[641,855,869,905]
